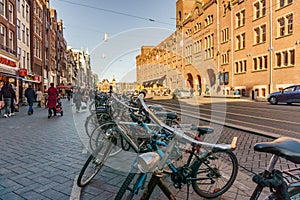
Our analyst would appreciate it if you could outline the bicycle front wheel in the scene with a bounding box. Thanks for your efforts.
[77,137,116,187]
[191,150,238,199]
[288,186,300,200]
[89,122,122,155]
[115,172,147,200]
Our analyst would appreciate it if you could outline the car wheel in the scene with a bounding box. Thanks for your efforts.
[269,96,278,105]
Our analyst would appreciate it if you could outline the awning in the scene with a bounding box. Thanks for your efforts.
[142,75,166,87]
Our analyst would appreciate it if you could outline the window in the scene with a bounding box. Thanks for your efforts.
[22,1,24,18]
[204,34,214,59]
[253,55,267,71]
[277,14,293,37]
[194,39,202,53]
[287,14,293,34]
[26,5,29,22]
[278,18,285,36]
[17,20,20,40]
[204,15,213,26]
[236,32,246,50]
[275,49,295,67]
[26,28,29,46]
[221,51,230,65]
[254,24,266,44]
[0,0,5,16]
[0,24,6,47]
[8,30,13,50]
[254,0,266,20]
[8,3,13,23]
[278,0,293,8]
[194,22,201,33]
[221,27,229,43]
[185,44,192,64]
[236,10,245,28]
[22,24,25,43]
[235,60,247,74]
[290,49,295,65]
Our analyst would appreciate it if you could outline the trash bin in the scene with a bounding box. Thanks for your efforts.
[252,90,257,100]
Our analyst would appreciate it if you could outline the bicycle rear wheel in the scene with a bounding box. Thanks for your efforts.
[191,150,238,199]
[77,137,116,187]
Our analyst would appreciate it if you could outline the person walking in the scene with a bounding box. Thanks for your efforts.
[47,83,58,118]
[24,84,36,115]
[36,88,43,107]
[73,88,83,112]
[0,81,15,118]
[10,85,17,116]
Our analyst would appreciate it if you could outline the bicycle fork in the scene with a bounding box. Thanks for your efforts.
[140,170,176,200]
[250,155,279,200]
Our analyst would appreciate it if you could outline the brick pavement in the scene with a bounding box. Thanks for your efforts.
[0,99,297,200]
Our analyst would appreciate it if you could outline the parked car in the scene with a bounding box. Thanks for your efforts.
[267,85,300,105]
[172,89,192,99]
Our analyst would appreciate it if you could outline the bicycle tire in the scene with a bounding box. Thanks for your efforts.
[85,113,99,137]
[77,137,116,187]
[289,187,300,199]
[115,172,146,200]
[89,122,122,156]
[191,149,238,199]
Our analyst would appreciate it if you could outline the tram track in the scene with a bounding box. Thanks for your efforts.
[146,98,300,139]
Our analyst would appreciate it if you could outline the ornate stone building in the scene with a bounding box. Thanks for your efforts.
[137,0,300,98]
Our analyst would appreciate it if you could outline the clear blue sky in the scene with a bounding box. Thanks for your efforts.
[51,0,177,82]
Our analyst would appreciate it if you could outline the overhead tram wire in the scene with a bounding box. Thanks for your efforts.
[57,0,174,26]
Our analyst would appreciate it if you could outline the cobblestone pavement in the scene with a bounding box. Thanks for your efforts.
[0,99,297,200]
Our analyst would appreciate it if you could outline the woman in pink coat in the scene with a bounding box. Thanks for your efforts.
[47,83,58,118]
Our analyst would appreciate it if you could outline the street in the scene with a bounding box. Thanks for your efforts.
[0,97,298,200]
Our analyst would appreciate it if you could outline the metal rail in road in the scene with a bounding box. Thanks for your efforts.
[145,97,300,139]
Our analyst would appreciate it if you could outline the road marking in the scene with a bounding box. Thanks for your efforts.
[70,175,81,200]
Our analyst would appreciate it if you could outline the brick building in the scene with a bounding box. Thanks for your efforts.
[136,0,300,99]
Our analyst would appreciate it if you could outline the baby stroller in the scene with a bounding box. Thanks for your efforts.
[56,97,63,116]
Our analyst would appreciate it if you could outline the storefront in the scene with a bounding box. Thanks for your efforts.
[0,55,19,101]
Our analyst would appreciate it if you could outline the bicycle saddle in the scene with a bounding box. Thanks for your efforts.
[190,126,214,136]
[155,111,178,120]
[148,105,164,111]
[254,137,300,164]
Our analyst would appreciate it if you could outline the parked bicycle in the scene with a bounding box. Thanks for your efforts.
[115,92,238,200]
[77,91,177,187]
[121,93,238,200]
[250,137,300,199]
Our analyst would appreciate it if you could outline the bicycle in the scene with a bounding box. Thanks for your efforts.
[250,137,300,200]
[118,93,238,200]
[77,92,174,187]
[115,93,238,200]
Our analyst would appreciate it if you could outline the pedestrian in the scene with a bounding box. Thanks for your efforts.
[0,81,15,118]
[73,88,83,112]
[10,85,17,116]
[47,82,58,118]
[36,88,43,107]
[24,84,36,115]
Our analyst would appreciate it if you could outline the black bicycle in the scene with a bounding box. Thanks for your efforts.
[115,93,238,200]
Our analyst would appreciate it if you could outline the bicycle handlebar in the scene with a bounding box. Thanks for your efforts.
[136,93,237,150]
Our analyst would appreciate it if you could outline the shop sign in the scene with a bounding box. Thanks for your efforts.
[0,56,16,67]
[34,75,41,82]
[19,68,28,76]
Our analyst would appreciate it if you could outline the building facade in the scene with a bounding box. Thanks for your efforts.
[0,0,18,97]
[137,0,300,98]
